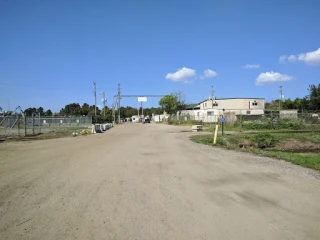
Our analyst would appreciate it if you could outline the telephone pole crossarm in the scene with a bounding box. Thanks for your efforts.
[114,95,165,98]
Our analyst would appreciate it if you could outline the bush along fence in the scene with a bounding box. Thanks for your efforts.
[171,111,320,130]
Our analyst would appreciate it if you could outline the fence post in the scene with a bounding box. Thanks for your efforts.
[24,115,27,137]
[38,113,41,134]
[17,115,20,136]
[32,113,35,135]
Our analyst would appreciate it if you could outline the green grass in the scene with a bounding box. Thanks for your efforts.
[205,123,242,132]
[190,132,320,171]
[168,119,202,126]
[205,119,320,132]
[3,126,91,142]
[249,149,320,171]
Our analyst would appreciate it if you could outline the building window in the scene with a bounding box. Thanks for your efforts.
[252,101,258,106]
[247,111,251,114]
[205,103,207,107]
[207,111,214,116]
[213,102,218,106]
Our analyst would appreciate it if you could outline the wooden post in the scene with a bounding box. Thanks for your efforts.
[213,124,219,144]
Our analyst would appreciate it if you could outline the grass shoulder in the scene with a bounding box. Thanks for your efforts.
[190,131,320,171]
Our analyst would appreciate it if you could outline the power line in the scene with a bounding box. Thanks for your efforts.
[114,95,165,98]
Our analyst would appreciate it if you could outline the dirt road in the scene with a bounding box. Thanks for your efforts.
[1,123,319,239]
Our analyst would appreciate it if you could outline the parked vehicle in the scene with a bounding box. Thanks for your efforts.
[144,117,151,123]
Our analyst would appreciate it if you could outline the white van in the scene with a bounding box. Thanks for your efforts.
[131,115,140,123]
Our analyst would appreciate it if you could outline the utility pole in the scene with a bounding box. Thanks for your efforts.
[117,83,121,123]
[211,86,215,108]
[112,96,116,123]
[141,102,143,116]
[279,86,283,110]
[93,82,97,116]
[102,92,106,117]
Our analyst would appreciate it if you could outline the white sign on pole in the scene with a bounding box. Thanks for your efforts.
[138,97,147,102]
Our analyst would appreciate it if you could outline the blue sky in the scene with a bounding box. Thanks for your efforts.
[1,0,319,113]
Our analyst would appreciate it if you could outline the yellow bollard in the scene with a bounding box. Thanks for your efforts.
[213,124,219,145]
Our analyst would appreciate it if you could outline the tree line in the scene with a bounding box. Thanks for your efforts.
[23,103,166,123]
[18,84,320,120]
[265,84,320,111]
[22,91,186,119]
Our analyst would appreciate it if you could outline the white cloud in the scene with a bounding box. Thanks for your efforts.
[255,71,294,86]
[165,67,196,82]
[201,69,217,79]
[279,48,320,66]
[244,64,260,69]
[297,48,320,66]
[279,55,287,63]
[288,55,297,62]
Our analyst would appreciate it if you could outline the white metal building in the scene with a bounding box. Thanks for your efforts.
[179,98,265,122]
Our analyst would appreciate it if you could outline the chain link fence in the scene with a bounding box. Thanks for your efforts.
[175,110,320,127]
[0,115,92,138]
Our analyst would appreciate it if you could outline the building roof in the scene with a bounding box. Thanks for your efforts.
[198,97,265,104]
[185,104,200,109]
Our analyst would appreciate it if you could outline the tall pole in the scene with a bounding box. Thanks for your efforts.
[102,92,106,117]
[112,96,116,123]
[141,102,143,116]
[279,86,283,110]
[93,82,97,116]
[118,83,121,123]
[211,86,215,108]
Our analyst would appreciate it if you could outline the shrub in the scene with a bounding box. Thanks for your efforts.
[168,119,202,125]
[216,138,227,146]
[252,133,278,148]
[240,118,304,130]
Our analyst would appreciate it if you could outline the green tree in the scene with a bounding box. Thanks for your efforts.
[159,94,178,114]
[80,103,90,115]
[45,109,53,116]
[88,105,101,116]
[61,103,81,116]
[282,99,294,109]
[37,107,44,115]
[123,106,139,118]
[172,90,186,111]
[308,84,320,111]
[24,107,37,116]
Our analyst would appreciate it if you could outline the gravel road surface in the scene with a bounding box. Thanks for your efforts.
[1,123,319,240]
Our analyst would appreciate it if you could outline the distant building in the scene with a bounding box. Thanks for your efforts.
[179,98,265,122]
[264,110,298,118]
